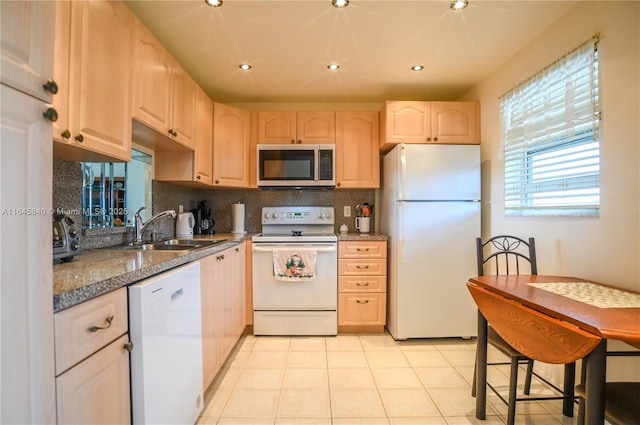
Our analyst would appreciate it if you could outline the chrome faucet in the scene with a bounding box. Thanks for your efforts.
[133,207,177,244]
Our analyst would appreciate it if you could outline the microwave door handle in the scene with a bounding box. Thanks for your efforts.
[314,145,319,182]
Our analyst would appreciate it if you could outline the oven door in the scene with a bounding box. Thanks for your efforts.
[252,242,337,310]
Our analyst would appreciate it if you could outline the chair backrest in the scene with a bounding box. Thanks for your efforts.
[476,235,537,276]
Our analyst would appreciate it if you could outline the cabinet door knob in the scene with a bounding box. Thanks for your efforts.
[124,341,134,352]
[426,137,431,142]
[433,137,438,142]
[42,79,59,95]
[42,107,58,122]
[196,175,201,180]
[337,182,341,187]
[75,133,84,143]
[290,139,296,144]
[356,299,369,304]
[215,179,220,184]
[297,140,302,144]
[61,130,71,139]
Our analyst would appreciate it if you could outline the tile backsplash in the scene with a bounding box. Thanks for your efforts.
[54,159,376,248]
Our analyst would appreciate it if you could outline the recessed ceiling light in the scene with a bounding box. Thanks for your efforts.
[450,0,468,11]
[332,0,349,8]
[411,65,424,72]
[327,63,340,71]
[239,63,251,70]
[204,0,223,7]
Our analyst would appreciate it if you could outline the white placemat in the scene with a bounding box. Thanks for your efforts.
[528,281,640,308]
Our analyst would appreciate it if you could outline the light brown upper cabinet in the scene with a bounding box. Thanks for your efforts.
[380,101,480,153]
[258,111,335,144]
[154,86,213,186]
[335,111,380,189]
[212,103,250,187]
[53,0,133,162]
[131,18,196,151]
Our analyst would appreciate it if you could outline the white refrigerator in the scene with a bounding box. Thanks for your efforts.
[380,144,481,340]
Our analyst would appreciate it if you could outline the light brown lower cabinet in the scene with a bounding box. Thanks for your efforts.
[337,241,388,332]
[56,334,131,424]
[54,288,131,424]
[201,243,247,391]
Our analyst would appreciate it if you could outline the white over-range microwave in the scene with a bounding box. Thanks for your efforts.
[257,144,335,188]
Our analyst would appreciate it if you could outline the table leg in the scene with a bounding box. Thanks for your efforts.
[562,362,576,417]
[476,310,487,420]
[584,339,606,425]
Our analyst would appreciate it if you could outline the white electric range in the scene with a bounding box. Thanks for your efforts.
[252,206,337,335]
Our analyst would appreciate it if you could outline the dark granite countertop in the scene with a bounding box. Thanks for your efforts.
[337,233,388,241]
[53,233,252,312]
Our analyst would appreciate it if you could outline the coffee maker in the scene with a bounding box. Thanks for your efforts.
[192,200,215,235]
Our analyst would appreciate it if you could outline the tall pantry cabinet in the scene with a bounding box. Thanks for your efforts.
[1,1,56,422]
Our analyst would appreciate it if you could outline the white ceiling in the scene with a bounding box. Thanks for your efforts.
[124,0,578,104]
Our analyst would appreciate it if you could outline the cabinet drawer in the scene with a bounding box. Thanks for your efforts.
[338,258,386,276]
[55,288,128,375]
[338,293,387,326]
[338,241,386,258]
[339,276,386,292]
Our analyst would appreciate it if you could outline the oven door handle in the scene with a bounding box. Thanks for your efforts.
[252,246,337,253]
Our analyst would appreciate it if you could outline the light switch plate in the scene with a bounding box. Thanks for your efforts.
[343,206,351,217]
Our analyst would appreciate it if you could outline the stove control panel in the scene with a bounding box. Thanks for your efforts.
[261,206,334,225]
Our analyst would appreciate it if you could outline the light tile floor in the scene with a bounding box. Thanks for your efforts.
[197,332,579,425]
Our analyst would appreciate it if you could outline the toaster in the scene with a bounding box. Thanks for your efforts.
[53,214,81,262]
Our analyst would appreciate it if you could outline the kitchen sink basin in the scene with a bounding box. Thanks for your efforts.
[96,238,227,252]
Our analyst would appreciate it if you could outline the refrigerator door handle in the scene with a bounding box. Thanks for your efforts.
[400,146,407,200]
[399,201,405,263]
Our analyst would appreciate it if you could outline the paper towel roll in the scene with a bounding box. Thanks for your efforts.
[231,203,246,234]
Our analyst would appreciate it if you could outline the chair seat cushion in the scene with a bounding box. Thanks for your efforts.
[575,382,640,425]
[488,326,530,360]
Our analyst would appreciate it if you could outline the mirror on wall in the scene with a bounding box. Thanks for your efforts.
[81,149,152,229]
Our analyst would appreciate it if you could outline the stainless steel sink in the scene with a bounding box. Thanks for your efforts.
[96,239,227,252]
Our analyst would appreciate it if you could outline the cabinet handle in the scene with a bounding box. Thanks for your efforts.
[215,179,220,184]
[75,133,84,143]
[426,137,431,142]
[356,299,369,304]
[297,140,302,144]
[123,341,134,352]
[61,130,71,139]
[356,265,370,269]
[42,107,58,122]
[433,137,438,142]
[196,175,201,180]
[235,247,239,252]
[290,139,296,144]
[356,248,370,251]
[168,129,177,137]
[356,282,370,286]
[337,182,341,187]
[88,315,114,332]
[43,79,59,95]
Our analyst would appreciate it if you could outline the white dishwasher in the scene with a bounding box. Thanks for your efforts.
[128,262,203,425]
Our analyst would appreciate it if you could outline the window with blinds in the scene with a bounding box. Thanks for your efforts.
[501,37,600,216]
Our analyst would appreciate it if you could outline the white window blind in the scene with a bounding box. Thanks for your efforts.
[501,36,600,216]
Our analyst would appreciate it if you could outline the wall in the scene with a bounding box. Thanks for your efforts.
[55,160,376,246]
[462,1,640,381]
[153,185,375,235]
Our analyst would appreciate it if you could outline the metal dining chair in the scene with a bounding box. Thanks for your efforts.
[472,235,576,425]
